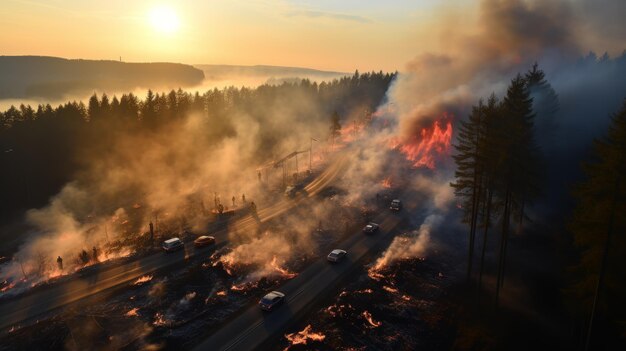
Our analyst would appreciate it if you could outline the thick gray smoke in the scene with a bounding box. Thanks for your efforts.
[368,0,626,267]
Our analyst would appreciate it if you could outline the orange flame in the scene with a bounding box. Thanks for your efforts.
[125,308,139,317]
[1,281,16,292]
[283,324,326,350]
[133,275,153,285]
[381,177,392,189]
[392,116,453,169]
[362,310,382,328]
[383,285,399,294]
[270,256,297,279]
[153,312,168,326]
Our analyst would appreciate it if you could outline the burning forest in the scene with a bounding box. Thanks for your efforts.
[1,0,626,350]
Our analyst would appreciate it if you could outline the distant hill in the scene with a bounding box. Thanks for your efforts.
[196,64,347,85]
[0,56,205,99]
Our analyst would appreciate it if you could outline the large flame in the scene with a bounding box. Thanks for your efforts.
[391,116,453,169]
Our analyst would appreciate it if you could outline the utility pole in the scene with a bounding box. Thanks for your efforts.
[104,223,110,244]
[309,137,318,171]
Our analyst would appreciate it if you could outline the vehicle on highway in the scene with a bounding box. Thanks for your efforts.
[162,237,184,252]
[259,291,285,311]
[194,235,216,248]
[327,249,347,262]
[285,183,306,198]
[390,199,402,211]
[362,222,380,233]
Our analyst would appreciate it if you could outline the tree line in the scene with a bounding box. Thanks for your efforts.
[0,71,396,224]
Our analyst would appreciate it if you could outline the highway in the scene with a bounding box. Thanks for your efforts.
[192,211,407,351]
[0,155,348,331]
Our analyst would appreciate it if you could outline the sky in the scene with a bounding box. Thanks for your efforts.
[0,0,624,72]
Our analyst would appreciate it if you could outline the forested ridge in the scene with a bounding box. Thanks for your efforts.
[0,56,205,99]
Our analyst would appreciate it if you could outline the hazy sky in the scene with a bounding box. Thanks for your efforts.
[0,0,623,72]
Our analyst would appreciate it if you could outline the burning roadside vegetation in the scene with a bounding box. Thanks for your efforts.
[0,192,379,350]
[276,236,464,351]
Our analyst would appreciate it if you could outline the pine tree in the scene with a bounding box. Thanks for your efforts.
[494,74,542,303]
[88,93,100,121]
[569,99,626,349]
[526,63,559,150]
[451,100,486,281]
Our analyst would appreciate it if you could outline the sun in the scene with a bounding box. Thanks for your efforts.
[149,5,180,34]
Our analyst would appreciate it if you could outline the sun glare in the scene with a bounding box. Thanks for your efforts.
[149,6,180,34]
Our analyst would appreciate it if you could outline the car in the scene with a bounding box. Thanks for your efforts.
[327,249,347,262]
[390,199,402,211]
[285,183,306,198]
[194,235,216,248]
[362,222,380,233]
[162,237,184,252]
[259,291,285,311]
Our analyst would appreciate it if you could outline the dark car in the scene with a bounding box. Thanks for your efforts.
[327,249,347,262]
[194,235,216,248]
[362,222,380,233]
[390,199,402,211]
[162,237,184,252]
[259,291,285,311]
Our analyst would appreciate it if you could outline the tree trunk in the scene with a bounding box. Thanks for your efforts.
[585,177,620,351]
[478,186,493,298]
[495,188,511,307]
[517,191,526,234]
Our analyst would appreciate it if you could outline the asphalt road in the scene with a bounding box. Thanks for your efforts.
[0,156,348,331]
[192,211,407,351]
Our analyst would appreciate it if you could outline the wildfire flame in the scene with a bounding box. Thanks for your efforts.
[383,285,399,294]
[381,177,392,189]
[216,290,227,296]
[1,281,16,293]
[283,324,326,350]
[362,310,382,328]
[125,308,139,317]
[269,256,297,279]
[391,117,453,169]
[133,275,153,285]
[153,312,168,327]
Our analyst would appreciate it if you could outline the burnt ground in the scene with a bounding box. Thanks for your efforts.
[272,236,464,351]
[272,210,577,351]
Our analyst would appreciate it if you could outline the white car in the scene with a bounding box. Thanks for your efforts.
[327,249,347,262]
[162,237,184,252]
[363,222,380,233]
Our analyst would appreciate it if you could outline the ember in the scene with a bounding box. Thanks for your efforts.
[153,312,168,327]
[125,308,139,317]
[283,324,326,350]
[362,310,382,328]
[383,285,399,294]
[133,274,153,285]
[216,290,227,296]
[1,281,16,292]
[381,177,392,188]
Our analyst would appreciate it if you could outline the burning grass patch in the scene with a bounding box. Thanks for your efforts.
[274,256,460,351]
